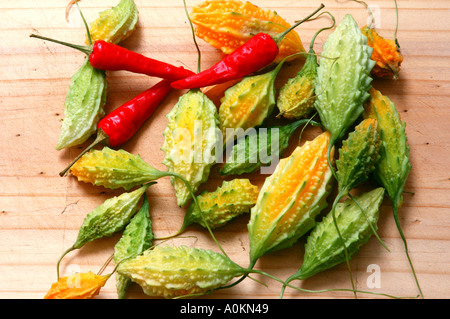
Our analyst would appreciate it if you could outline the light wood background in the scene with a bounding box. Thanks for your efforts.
[0,0,449,299]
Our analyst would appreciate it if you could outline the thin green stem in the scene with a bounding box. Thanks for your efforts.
[392,199,424,299]
[183,0,201,73]
[164,171,230,259]
[282,280,419,299]
[73,0,92,46]
[97,253,115,276]
[56,246,75,280]
[30,34,91,55]
[394,0,400,48]
[308,11,336,51]
[273,3,325,45]
[347,192,390,252]
[352,0,374,29]
[329,192,358,299]
[59,129,108,177]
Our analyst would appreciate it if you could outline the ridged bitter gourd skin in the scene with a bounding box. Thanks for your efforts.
[114,193,153,299]
[190,0,305,63]
[87,0,139,45]
[161,89,220,207]
[336,118,381,195]
[314,14,376,145]
[117,245,245,299]
[363,87,411,209]
[291,187,385,280]
[70,147,165,190]
[248,131,334,267]
[277,51,317,119]
[183,178,259,229]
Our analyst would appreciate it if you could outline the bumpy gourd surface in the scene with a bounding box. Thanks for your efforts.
[315,14,375,144]
[114,193,153,299]
[161,90,220,207]
[74,185,149,249]
[277,53,317,119]
[117,245,245,299]
[336,118,381,194]
[363,87,411,205]
[219,67,279,146]
[220,118,311,175]
[70,147,163,190]
[87,0,139,45]
[296,187,385,279]
[44,271,109,299]
[185,178,259,229]
[248,131,334,266]
[361,26,404,79]
[191,0,305,62]
[56,57,107,150]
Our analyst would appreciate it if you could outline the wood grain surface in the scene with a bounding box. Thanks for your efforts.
[0,0,449,300]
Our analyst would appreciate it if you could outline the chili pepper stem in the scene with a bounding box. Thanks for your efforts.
[59,129,109,177]
[271,3,325,45]
[29,34,92,56]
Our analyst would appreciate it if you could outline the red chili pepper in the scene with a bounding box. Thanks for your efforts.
[171,3,324,90]
[59,79,172,176]
[89,40,195,81]
[30,35,195,82]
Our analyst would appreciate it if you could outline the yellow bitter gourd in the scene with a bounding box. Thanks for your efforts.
[219,53,301,146]
[86,0,139,45]
[161,89,220,207]
[247,131,334,268]
[363,87,423,298]
[190,0,305,63]
[183,179,258,230]
[116,245,246,299]
[70,147,166,190]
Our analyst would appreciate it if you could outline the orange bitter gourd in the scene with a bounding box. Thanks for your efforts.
[361,26,403,80]
[247,131,334,268]
[356,0,403,79]
[44,271,110,299]
[190,0,305,63]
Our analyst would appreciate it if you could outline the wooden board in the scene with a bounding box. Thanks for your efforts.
[0,0,449,300]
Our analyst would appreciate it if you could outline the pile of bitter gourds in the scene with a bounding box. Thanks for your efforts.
[38,0,420,299]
